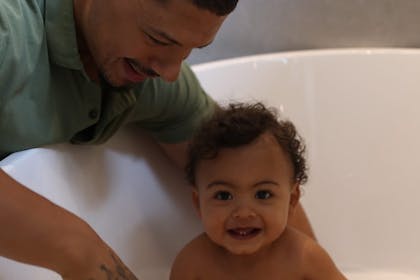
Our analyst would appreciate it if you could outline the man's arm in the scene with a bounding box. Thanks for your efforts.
[289,202,316,240]
[158,141,189,170]
[303,239,347,280]
[0,169,138,279]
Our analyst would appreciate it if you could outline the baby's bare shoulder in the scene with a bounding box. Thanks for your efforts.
[173,233,211,262]
[170,233,217,280]
[184,232,216,254]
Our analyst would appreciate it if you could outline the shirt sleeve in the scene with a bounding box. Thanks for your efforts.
[0,2,11,102]
[0,0,44,100]
[128,62,217,143]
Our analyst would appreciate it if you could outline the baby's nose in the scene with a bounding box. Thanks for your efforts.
[232,204,257,220]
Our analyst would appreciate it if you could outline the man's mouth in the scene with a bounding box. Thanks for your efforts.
[227,228,262,240]
[124,58,157,83]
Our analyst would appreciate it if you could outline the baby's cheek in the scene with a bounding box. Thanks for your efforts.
[266,208,289,228]
[202,215,222,233]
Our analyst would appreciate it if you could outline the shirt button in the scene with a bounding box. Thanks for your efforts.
[89,109,98,119]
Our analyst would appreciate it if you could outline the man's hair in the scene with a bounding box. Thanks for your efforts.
[157,0,238,16]
[185,102,308,186]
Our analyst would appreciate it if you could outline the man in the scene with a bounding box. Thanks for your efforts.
[0,0,313,279]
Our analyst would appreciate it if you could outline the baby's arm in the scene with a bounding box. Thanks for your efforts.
[303,240,347,280]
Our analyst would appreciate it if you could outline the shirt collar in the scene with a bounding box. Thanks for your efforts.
[45,0,84,71]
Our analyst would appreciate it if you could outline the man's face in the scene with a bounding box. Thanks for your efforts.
[78,0,226,87]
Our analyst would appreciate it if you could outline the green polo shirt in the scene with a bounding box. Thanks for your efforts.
[0,0,216,160]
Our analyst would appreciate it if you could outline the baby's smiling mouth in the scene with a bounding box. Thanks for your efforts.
[227,228,262,240]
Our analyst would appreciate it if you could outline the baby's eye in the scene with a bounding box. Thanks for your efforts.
[255,190,272,200]
[214,191,233,201]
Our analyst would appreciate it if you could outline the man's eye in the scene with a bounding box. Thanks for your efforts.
[255,190,272,200]
[214,191,233,201]
[145,33,170,46]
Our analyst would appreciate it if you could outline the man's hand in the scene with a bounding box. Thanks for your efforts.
[0,169,138,280]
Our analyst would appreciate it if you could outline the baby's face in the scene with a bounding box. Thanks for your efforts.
[193,133,299,255]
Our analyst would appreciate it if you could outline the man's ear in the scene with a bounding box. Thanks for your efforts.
[192,188,201,218]
[289,184,301,213]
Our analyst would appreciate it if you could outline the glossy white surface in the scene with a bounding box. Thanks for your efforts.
[1,48,420,279]
[346,271,420,280]
[0,129,201,279]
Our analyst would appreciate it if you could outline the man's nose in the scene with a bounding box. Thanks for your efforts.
[152,60,182,81]
[151,50,191,82]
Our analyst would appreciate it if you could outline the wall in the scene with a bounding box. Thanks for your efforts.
[187,0,420,64]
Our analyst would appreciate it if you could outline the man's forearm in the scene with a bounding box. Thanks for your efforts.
[288,202,316,240]
[0,168,102,275]
[0,169,139,279]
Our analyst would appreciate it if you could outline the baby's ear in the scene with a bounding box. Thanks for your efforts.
[192,188,201,218]
[289,184,301,210]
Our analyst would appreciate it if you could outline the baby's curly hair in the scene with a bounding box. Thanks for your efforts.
[185,102,308,186]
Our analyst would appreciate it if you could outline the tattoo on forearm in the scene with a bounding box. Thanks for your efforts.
[100,264,114,279]
[97,250,138,280]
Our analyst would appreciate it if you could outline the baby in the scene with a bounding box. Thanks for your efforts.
[170,102,346,280]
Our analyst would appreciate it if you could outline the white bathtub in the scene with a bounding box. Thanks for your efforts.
[1,48,420,279]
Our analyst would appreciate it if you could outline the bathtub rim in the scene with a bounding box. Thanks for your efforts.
[191,47,420,71]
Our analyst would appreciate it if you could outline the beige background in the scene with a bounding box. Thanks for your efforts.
[188,0,420,64]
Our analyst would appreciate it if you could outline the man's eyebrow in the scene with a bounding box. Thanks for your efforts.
[148,27,214,48]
